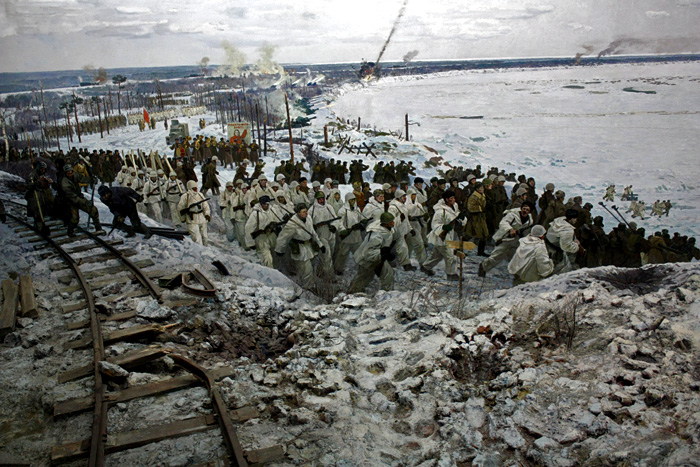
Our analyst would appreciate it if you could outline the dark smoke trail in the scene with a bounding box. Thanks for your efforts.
[375,0,409,65]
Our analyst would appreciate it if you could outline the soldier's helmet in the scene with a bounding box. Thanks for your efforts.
[294,203,308,213]
[37,161,47,170]
[314,191,326,200]
[64,165,74,174]
[380,212,395,225]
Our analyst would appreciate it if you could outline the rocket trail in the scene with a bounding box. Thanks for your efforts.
[375,0,409,65]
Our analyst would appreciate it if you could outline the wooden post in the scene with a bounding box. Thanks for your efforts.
[19,275,38,318]
[1,279,19,338]
[263,118,267,158]
[405,113,409,141]
[458,249,463,301]
[358,117,361,131]
[324,125,329,147]
[284,93,294,163]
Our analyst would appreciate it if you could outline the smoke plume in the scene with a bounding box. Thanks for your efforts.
[403,50,419,64]
[82,65,108,84]
[375,0,409,65]
[198,56,210,75]
[218,40,247,77]
[597,38,647,58]
[574,45,595,64]
[254,43,284,75]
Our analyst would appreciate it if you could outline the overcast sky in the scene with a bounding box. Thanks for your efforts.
[1,0,699,73]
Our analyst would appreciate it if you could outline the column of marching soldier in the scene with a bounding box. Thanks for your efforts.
[22,149,700,295]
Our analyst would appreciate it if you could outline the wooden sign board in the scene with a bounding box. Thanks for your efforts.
[445,240,477,250]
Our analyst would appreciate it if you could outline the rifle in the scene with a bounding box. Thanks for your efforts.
[439,210,468,240]
[313,216,341,230]
[129,151,138,171]
[611,205,632,228]
[374,239,397,277]
[164,156,184,194]
[78,154,97,230]
[598,202,625,225]
[179,197,210,221]
[495,221,533,246]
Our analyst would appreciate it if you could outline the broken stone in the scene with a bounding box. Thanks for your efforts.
[518,368,537,385]
[127,372,159,387]
[33,344,53,359]
[611,391,634,407]
[99,361,129,378]
[534,436,558,450]
[499,425,526,449]
[414,419,437,438]
[644,388,666,407]
[15,318,33,328]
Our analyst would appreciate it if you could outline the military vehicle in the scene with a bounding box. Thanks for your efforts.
[166,120,190,145]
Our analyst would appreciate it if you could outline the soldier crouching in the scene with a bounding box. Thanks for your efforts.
[97,186,152,238]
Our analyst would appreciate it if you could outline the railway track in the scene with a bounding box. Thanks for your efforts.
[2,201,284,466]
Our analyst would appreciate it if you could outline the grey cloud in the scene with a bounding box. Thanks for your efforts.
[302,11,317,20]
[493,5,555,20]
[224,7,248,18]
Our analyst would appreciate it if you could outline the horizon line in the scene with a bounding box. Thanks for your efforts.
[2,52,700,76]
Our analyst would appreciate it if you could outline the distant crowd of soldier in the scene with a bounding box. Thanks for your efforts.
[15,144,699,295]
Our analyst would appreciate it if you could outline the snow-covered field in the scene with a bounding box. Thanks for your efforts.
[322,61,700,238]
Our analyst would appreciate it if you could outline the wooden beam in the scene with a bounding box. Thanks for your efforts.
[1,279,19,338]
[245,446,285,465]
[66,309,139,331]
[59,269,167,294]
[64,323,163,350]
[63,289,150,315]
[58,347,166,384]
[36,239,125,259]
[49,248,137,271]
[55,258,155,282]
[54,375,200,417]
[18,275,38,318]
[51,415,217,463]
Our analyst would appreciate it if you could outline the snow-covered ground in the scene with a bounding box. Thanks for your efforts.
[318,61,700,238]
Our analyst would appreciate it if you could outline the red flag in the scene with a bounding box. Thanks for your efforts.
[143,108,150,124]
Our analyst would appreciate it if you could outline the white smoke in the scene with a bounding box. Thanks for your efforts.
[217,40,247,77]
[254,43,284,76]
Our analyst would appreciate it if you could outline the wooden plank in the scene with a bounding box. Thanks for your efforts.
[1,279,19,338]
[245,446,285,465]
[55,258,155,282]
[64,289,149,315]
[58,347,166,384]
[230,406,259,423]
[54,375,200,417]
[66,310,139,331]
[52,415,217,462]
[106,415,217,454]
[36,239,125,259]
[49,248,137,271]
[64,323,162,350]
[65,239,124,254]
[18,275,38,318]
[59,269,167,294]
[50,438,91,464]
[163,298,198,308]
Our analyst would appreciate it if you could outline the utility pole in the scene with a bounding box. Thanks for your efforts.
[285,93,294,163]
